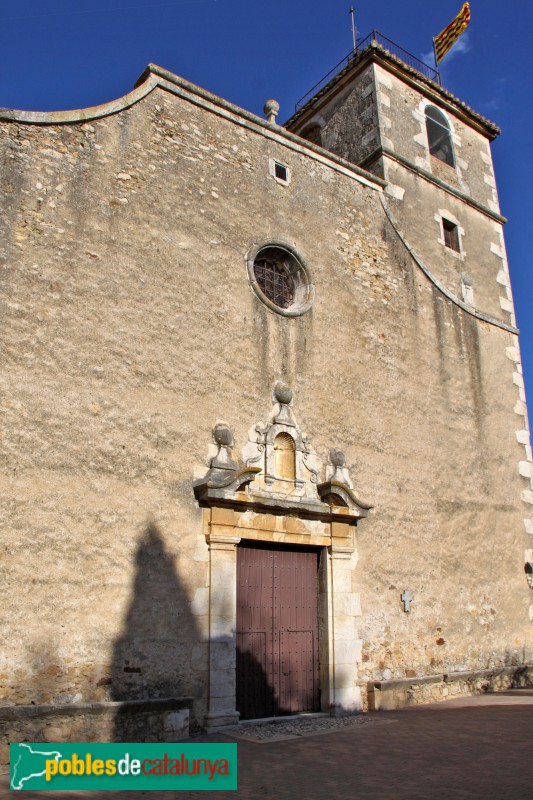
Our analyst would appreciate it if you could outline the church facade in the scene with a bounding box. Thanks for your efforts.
[1,40,532,756]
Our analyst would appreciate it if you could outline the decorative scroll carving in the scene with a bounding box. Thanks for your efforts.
[193,384,372,522]
[302,452,320,483]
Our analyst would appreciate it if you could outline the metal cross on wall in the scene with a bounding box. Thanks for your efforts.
[401,590,413,612]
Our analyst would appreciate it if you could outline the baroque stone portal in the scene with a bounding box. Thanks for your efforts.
[193,383,372,728]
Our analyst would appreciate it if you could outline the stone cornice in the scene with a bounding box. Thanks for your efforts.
[317,480,373,512]
[0,80,154,124]
[0,64,385,193]
[361,146,507,224]
[195,485,368,524]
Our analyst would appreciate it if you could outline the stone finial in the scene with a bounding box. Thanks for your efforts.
[214,423,232,447]
[272,381,295,426]
[318,447,372,514]
[210,423,237,471]
[273,381,292,406]
[329,447,352,485]
[264,99,280,124]
[330,448,346,467]
[329,448,347,482]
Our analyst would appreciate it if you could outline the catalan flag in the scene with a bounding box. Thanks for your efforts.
[433,3,471,64]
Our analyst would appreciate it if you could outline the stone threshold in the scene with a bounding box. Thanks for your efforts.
[237,712,330,727]
[219,713,391,744]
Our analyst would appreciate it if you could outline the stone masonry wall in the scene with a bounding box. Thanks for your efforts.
[0,699,190,773]
[368,666,533,711]
[296,63,381,172]
[1,71,531,733]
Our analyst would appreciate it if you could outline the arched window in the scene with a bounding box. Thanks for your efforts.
[425,106,455,168]
[301,123,323,147]
[273,432,296,481]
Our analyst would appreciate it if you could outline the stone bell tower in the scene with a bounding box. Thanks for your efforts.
[284,34,533,706]
[285,36,516,336]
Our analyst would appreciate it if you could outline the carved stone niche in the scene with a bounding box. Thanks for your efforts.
[193,381,371,525]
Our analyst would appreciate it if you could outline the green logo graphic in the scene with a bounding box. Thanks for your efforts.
[10,743,237,791]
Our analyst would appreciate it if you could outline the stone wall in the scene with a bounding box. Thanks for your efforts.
[367,666,533,711]
[0,698,191,774]
[382,167,508,324]
[1,63,531,732]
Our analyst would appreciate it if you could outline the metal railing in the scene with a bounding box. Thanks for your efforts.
[295,30,441,111]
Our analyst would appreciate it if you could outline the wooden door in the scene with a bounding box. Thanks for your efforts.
[236,542,319,720]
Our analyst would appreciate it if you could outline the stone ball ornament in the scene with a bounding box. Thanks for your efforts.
[213,423,233,446]
[263,99,280,123]
[273,381,293,406]
[329,448,346,468]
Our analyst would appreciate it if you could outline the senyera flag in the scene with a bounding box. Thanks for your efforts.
[433,2,471,64]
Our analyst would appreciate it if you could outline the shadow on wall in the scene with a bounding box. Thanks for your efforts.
[20,641,75,707]
[0,642,101,770]
[111,521,202,740]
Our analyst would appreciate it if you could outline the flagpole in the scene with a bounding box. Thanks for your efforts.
[432,37,438,70]
[349,6,357,52]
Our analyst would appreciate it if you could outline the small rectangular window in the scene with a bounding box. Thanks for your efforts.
[274,162,288,182]
[442,219,460,252]
[269,158,291,185]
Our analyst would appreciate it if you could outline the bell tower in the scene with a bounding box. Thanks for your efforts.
[285,35,515,335]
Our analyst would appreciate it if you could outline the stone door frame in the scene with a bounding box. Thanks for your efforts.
[203,505,362,730]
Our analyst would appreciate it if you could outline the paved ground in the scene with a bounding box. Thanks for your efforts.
[2,690,532,799]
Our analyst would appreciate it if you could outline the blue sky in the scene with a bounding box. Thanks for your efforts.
[1,0,531,425]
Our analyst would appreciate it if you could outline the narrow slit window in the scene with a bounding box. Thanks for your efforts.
[443,218,460,252]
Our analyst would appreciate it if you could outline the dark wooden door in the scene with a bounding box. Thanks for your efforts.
[236,542,319,720]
